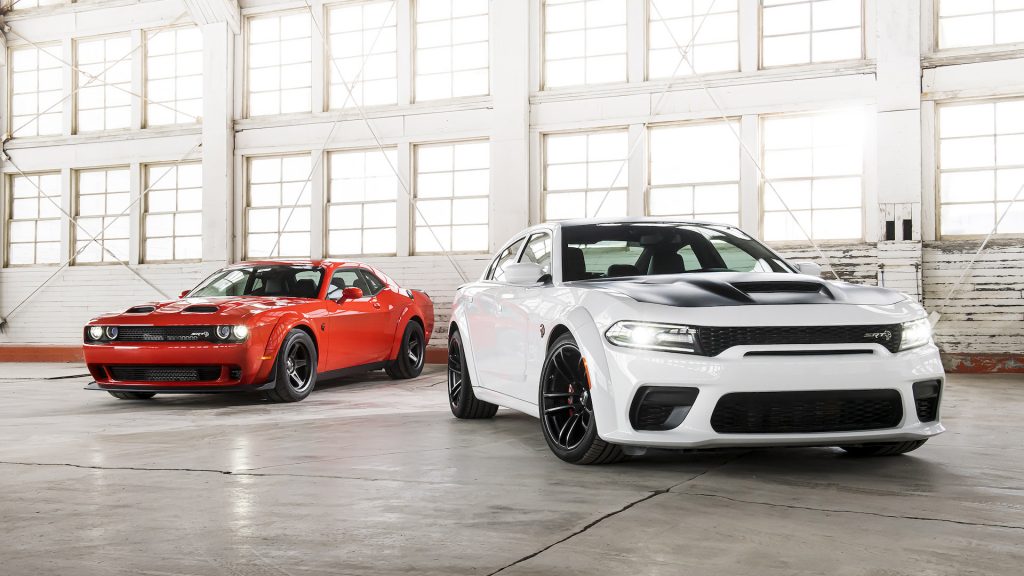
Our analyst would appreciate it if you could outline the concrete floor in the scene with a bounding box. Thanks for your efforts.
[0,365,1022,576]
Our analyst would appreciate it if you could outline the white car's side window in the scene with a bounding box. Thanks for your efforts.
[488,237,526,282]
[519,233,552,275]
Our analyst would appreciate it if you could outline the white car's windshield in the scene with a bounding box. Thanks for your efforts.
[189,265,325,298]
[561,223,794,281]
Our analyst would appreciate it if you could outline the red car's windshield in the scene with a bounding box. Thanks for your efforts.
[189,266,325,298]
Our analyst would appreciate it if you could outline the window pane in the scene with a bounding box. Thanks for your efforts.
[761,0,862,67]
[415,1,489,102]
[249,12,312,116]
[327,149,398,256]
[328,1,398,109]
[75,168,130,263]
[545,0,627,88]
[7,172,62,265]
[544,129,629,221]
[76,36,132,132]
[246,155,311,257]
[146,26,202,126]
[414,141,490,253]
[938,98,1024,236]
[938,0,1024,49]
[10,45,64,137]
[649,0,739,78]
[762,109,865,241]
[143,162,203,261]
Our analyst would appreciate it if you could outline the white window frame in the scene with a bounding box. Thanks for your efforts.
[245,10,313,118]
[759,0,865,69]
[542,128,630,222]
[326,147,399,257]
[74,33,133,133]
[8,43,64,138]
[542,0,630,89]
[936,98,1024,239]
[413,139,491,254]
[326,0,399,110]
[413,0,490,102]
[142,162,203,263]
[646,119,742,226]
[646,0,741,79]
[759,110,866,243]
[73,166,131,265]
[6,172,62,267]
[244,154,313,259]
[144,25,203,127]
[935,0,1024,51]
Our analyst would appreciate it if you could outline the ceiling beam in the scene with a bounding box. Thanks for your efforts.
[183,0,241,35]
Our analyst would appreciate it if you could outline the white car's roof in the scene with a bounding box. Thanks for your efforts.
[547,217,727,228]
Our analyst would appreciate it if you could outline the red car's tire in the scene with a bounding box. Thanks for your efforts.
[108,391,157,400]
[385,321,425,380]
[265,329,318,403]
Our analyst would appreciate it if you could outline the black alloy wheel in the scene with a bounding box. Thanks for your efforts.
[539,333,625,465]
[266,329,318,403]
[447,330,498,419]
[385,322,425,379]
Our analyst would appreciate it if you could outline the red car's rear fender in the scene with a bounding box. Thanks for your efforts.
[386,291,434,360]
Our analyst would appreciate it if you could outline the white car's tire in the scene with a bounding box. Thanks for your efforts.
[448,330,498,419]
[539,333,626,465]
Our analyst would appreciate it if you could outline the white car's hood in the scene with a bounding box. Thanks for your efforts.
[567,272,906,307]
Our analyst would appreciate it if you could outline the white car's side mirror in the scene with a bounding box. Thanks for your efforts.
[794,262,823,277]
[504,262,545,285]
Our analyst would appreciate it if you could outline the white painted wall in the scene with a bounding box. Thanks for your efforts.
[0,0,1022,354]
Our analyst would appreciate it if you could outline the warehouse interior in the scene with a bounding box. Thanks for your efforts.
[1,0,1022,574]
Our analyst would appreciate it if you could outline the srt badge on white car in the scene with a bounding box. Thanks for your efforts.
[446,219,944,464]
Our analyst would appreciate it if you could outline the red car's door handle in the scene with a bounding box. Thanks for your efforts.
[373,301,381,309]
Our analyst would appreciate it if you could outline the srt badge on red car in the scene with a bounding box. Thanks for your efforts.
[83,261,434,402]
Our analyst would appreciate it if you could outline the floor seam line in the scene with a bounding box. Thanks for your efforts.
[484,452,747,576]
[677,492,1024,531]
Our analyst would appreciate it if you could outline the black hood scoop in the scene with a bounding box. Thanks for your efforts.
[572,272,903,307]
[183,305,220,313]
[125,305,156,313]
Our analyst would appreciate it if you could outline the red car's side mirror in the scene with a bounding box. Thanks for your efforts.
[338,287,363,302]
[179,290,191,299]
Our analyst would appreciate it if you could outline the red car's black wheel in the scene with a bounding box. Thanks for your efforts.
[385,321,425,379]
[539,333,625,465]
[265,329,318,403]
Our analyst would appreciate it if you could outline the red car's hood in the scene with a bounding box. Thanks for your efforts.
[91,296,317,324]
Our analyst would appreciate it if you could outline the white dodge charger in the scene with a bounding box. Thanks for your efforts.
[447,219,945,464]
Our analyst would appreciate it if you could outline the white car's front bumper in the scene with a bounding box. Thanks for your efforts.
[593,342,945,448]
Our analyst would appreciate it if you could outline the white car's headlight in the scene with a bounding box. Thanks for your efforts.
[605,321,698,354]
[900,317,932,351]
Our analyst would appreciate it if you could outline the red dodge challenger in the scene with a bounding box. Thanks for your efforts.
[83,260,434,402]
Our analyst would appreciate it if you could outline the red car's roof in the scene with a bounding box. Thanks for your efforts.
[228,259,366,268]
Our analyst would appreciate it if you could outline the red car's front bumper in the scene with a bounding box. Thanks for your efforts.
[83,342,277,392]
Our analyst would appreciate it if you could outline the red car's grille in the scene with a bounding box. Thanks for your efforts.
[107,365,222,382]
[115,326,219,342]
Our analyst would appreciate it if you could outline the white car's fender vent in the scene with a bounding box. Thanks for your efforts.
[710,390,903,434]
[697,324,902,356]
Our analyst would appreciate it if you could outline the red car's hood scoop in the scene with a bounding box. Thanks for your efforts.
[105,296,313,322]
